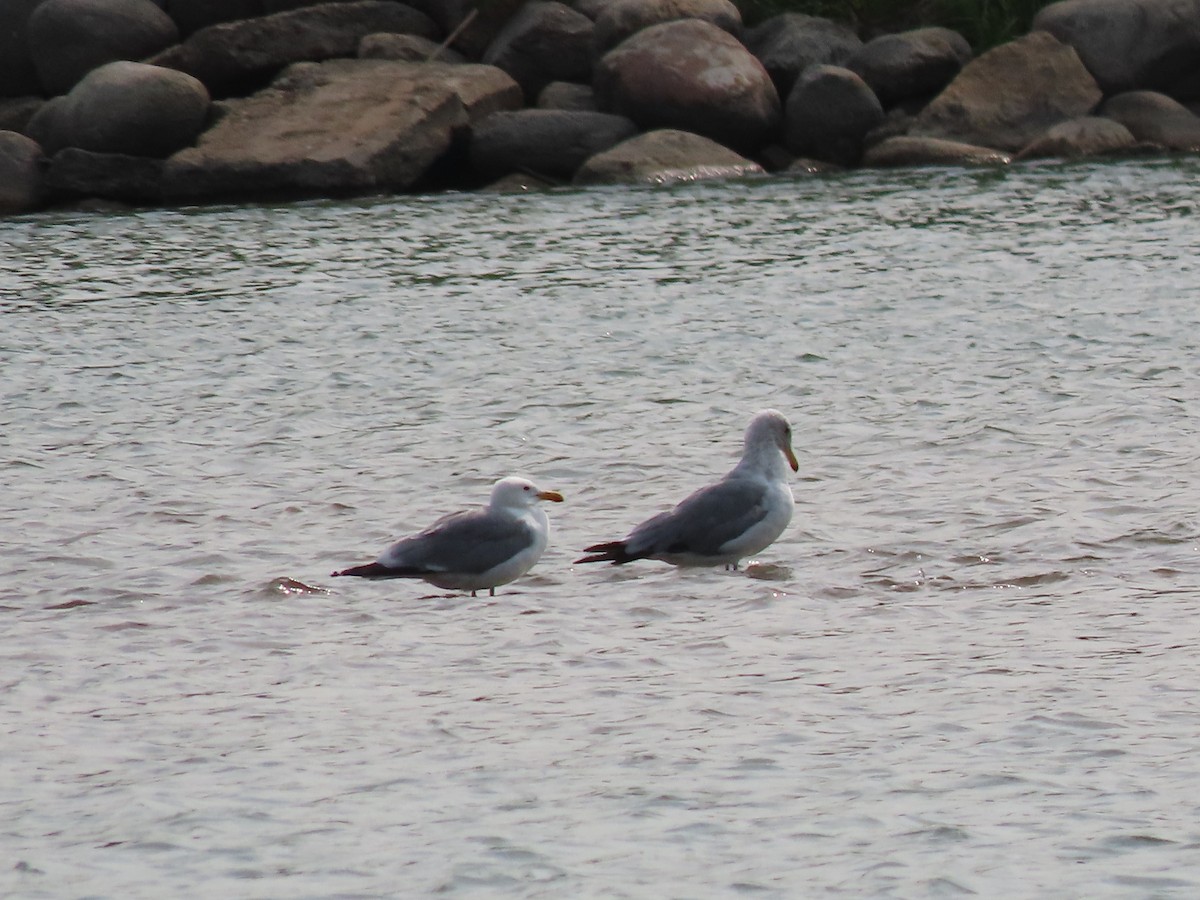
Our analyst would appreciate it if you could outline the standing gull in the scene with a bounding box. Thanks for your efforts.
[576,409,799,570]
[333,476,564,596]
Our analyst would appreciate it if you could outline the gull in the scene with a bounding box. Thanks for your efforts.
[332,476,564,596]
[576,409,798,570]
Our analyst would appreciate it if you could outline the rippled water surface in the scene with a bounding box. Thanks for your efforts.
[4,161,1200,897]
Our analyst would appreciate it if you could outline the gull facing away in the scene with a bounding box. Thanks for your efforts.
[332,476,564,596]
[576,409,799,570]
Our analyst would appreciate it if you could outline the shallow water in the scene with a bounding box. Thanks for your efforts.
[3,160,1200,897]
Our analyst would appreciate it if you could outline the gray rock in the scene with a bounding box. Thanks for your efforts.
[1033,0,1200,97]
[45,146,165,201]
[482,1,593,102]
[592,0,741,53]
[0,0,43,97]
[28,0,179,96]
[1101,90,1200,149]
[537,81,597,110]
[571,0,607,20]
[783,64,882,166]
[26,61,209,157]
[0,97,45,135]
[148,1,439,96]
[574,128,763,184]
[470,108,637,180]
[573,128,761,185]
[0,130,44,214]
[847,27,971,106]
[163,59,521,200]
[743,13,862,98]
[358,32,465,63]
[406,0,526,59]
[910,32,1102,152]
[862,135,1011,167]
[594,18,780,154]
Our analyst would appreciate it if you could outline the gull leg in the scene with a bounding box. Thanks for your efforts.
[489,587,496,597]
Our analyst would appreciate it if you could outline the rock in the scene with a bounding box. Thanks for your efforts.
[572,0,607,19]
[594,18,780,154]
[470,108,637,180]
[482,1,593,102]
[148,1,439,97]
[0,131,44,214]
[27,0,180,96]
[592,0,741,53]
[862,135,1011,167]
[0,97,44,135]
[25,61,209,157]
[358,32,465,63]
[537,81,597,110]
[1101,90,1200,149]
[783,64,882,166]
[1033,0,1200,97]
[0,0,43,98]
[743,13,862,98]
[1014,116,1144,159]
[44,147,165,202]
[574,128,763,184]
[847,27,971,107]
[163,59,521,200]
[910,31,1102,152]
[164,0,264,37]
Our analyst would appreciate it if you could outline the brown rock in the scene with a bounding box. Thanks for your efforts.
[863,135,1011,167]
[573,128,763,185]
[910,31,1102,152]
[163,59,521,200]
[1014,116,1144,159]
[594,18,780,154]
[592,0,741,53]
[1101,90,1200,150]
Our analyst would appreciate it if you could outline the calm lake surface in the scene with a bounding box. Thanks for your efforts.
[3,160,1200,897]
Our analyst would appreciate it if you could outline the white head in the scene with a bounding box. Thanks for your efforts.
[744,409,799,472]
[489,476,565,510]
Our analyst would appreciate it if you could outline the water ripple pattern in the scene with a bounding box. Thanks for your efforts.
[3,160,1200,897]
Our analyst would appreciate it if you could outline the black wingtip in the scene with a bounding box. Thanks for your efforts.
[331,562,418,579]
[575,541,638,565]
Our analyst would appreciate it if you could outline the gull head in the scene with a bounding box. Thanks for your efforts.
[745,409,799,472]
[490,476,565,510]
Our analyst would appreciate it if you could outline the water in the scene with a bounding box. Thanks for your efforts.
[3,160,1200,897]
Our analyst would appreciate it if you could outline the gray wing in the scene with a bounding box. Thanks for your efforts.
[625,477,771,558]
[381,510,536,576]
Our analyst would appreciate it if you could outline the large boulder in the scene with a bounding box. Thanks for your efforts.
[27,0,179,96]
[910,31,1102,152]
[743,13,862,98]
[783,64,883,166]
[592,0,741,53]
[470,108,637,180]
[1101,90,1200,149]
[0,0,43,97]
[163,59,521,200]
[573,128,763,185]
[44,147,165,202]
[1033,0,1200,98]
[594,18,780,154]
[25,61,209,157]
[482,1,593,102]
[0,131,44,214]
[148,1,439,96]
[1013,116,1144,159]
[847,27,972,107]
[862,135,1010,167]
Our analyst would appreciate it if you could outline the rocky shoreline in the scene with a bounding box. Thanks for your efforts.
[3,0,1200,216]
